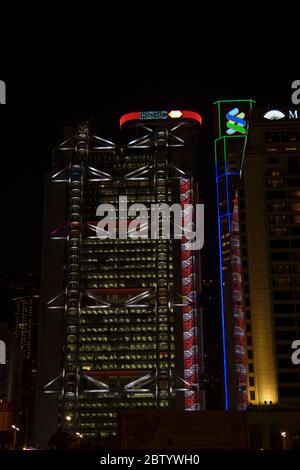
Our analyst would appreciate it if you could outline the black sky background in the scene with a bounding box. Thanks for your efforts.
[0,74,291,274]
[0,8,293,277]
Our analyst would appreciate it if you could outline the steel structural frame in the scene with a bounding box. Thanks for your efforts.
[44,119,204,433]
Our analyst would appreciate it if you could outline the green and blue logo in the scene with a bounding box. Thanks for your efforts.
[226,108,246,135]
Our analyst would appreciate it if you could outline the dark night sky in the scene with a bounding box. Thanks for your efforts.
[0,8,292,276]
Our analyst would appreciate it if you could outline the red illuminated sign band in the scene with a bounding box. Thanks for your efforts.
[120,110,202,128]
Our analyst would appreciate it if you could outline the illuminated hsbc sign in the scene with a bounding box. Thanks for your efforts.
[0,340,6,364]
[120,110,202,128]
[140,111,168,120]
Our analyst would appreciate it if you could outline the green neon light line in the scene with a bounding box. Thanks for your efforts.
[214,139,218,166]
[215,134,247,143]
[213,99,256,105]
[218,101,221,138]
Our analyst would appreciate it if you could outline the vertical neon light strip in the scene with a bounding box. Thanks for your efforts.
[180,176,200,410]
[231,191,248,410]
[214,99,255,411]
[215,137,229,410]
[216,172,229,410]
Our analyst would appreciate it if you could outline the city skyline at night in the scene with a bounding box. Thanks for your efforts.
[2,75,300,453]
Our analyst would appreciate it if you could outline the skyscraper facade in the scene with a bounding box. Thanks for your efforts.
[240,107,300,407]
[0,322,21,424]
[13,294,39,445]
[215,101,300,410]
[35,111,205,447]
[214,99,255,411]
[13,294,39,363]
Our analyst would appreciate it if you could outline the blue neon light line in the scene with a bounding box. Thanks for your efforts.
[216,173,229,411]
[216,172,240,181]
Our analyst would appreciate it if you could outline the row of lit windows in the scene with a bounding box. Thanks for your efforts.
[85,187,152,196]
[78,319,172,328]
[269,227,300,236]
[79,401,158,411]
[272,277,300,287]
[77,309,171,316]
[272,264,300,274]
[82,238,168,245]
[77,334,174,344]
[78,393,155,406]
[78,347,161,356]
[82,263,165,270]
[81,249,160,257]
[81,268,163,277]
[84,185,155,195]
[79,325,171,334]
[265,131,299,143]
[79,316,158,323]
[79,393,169,410]
[269,215,300,224]
[79,308,157,315]
[81,256,162,263]
[82,273,172,280]
[112,162,150,170]
[81,246,169,253]
[78,317,159,326]
[77,361,174,369]
[73,344,175,357]
[81,363,159,369]
[80,412,116,418]
[81,273,160,280]
[82,282,157,289]
[84,197,158,205]
[81,273,172,281]
[123,154,153,161]
[80,353,174,365]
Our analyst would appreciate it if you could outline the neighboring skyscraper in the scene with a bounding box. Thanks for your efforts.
[0,272,39,447]
[201,279,223,410]
[0,322,22,425]
[12,294,39,445]
[35,111,205,448]
[215,101,300,410]
[13,294,39,363]
[240,107,300,407]
[214,99,255,410]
